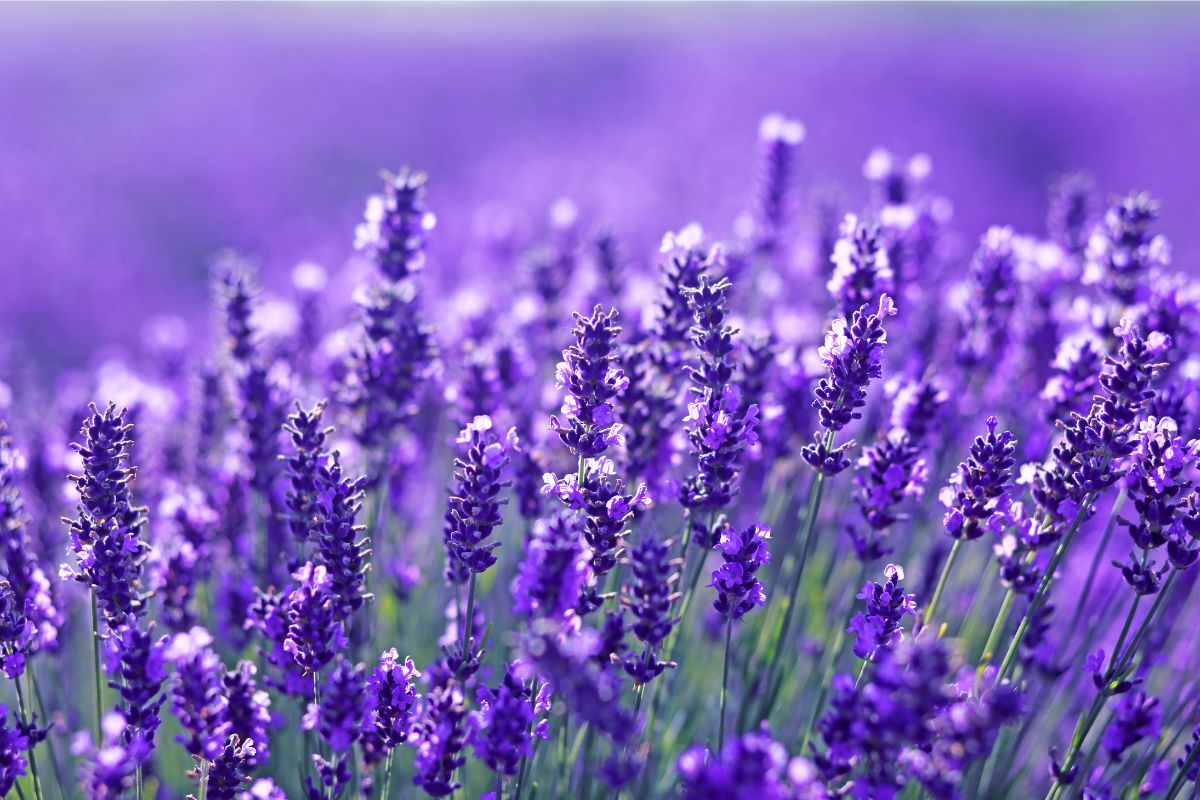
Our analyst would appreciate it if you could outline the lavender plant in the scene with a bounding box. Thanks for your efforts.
[4,99,1200,800]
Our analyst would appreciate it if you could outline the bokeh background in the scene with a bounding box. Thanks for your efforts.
[3,2,1199,376]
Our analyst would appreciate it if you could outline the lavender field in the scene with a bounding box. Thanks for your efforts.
[2,4,1200,799]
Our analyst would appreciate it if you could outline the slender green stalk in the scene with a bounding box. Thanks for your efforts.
[717,616,734,755]
[1058,490,1125,661]
[1045,569,1182,799]
[382,748,395,800]
[755,447,833,721]
[997,497,1095,682]
[462,573,478,662]
[28,670,65,800]
[1166,730,1200,800]
[13,669,44,800]
[198,759,210,800]
[976,588,1014,681]
[557,710,571,796]
[922,538,962,632]
[89,593,103,744]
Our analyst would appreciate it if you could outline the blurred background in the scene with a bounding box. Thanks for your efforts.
[2,2,1199,376]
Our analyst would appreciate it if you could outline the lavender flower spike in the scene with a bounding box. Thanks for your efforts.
[550,305,626,458]
[354,167,436,284]
[939,416,1017,541]
[64,402,150,628]
[848,563,917,661]
[710,521,771,619]
[827,214,894,317]
[803,294,897,475]
[444,415,518,580]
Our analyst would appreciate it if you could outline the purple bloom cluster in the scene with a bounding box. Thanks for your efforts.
[444,415,517,580]
[940,417,1018,541]
[803,295,896,474]
[550,306,626,458]
[6,53,1200,800]
[623,533,679,683]
[710,521,771,620]
[512,512,591,626]
[848,564,917,661]
[827,214,894,318]
[64,403,150,628]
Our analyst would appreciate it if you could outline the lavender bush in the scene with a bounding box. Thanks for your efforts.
[2,7,1200,799]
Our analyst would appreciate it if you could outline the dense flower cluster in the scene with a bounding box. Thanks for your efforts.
[4,100,1200,800]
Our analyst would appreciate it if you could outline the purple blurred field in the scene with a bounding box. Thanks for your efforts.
[2,3,1199,371]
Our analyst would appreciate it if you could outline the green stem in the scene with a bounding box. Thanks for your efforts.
[1166,732,1200,800]
[382,748,395,800]
[28,670,65,800]
[1046,569,1182,798]
[198,759,210,800]
[89,593,104,744]
[997,497,1095,682]
[977,588,1015,681]
[557,710,571,796]
[922,538,962,633]
[13,668,44,800]
[757,449,833,720]
[1058,490,1124,661]
[718,617,734,756]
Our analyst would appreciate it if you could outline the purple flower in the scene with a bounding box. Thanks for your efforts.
[1101,690,1159,764]
[165,626,229,760]
[411,680,470,798]
[198,734,257,800]
[517,619,634,745]
[64,402,150,629]
[956,226,1019,370]
[363,648,421,755]
[0,423,61,654]
[281,400,332,546]
[850,429,929,560]
[213,260,286,496]
[622,534,679,684]
[940,417,1017,541]
[1031,320,1169,542]
[223,660,271,768]
[0,580,33,679]
[550,305,626,458]
[303,656,364,753]
[1085,192,1170,304]
[804,295,897,473]
[342,279,437,451]
[354,168,435,283]
[709,521,771,620]
[849,564,917,661]
[678,725,820,800]
[1046,172,1096,256]
[651,226,712,366]
[1121,417,1198,551]
[1042,332,1104,423]
[313,451,371,618]
[470,665,535,778]
[754,113,805,256]
[546,457,647,613]
[104,622,168,756]
[444,415,516,580]
[512,513,590,626]
[0,705,28,797]
[75,712,142,800]
[827,214,894,318]
[888,373,949,446]
[681,276,760,510]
